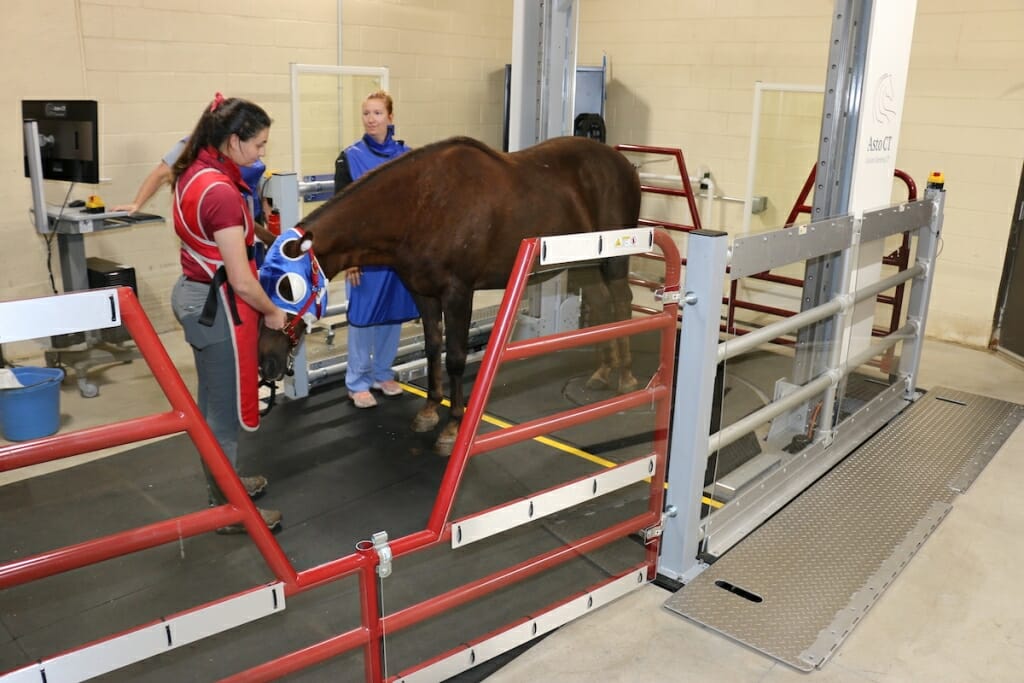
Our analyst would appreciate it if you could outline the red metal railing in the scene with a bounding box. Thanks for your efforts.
[2,229,682,682]
[614,144,703,235]
[0,287,296,592]
[612,144,917,351]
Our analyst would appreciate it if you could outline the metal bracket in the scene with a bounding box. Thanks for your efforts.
[653,287,681,304]
[372,531,392,578]
[641,504,677,544]
[640,521,663,544]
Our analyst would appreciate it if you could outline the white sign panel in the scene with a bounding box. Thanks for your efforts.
[847,1,918,355]
[848,0,917,215]
[0,289,122,344]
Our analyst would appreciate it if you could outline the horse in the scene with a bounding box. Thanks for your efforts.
[258,135,642,452]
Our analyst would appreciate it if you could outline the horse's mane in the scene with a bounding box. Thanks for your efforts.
[301,136,501,227]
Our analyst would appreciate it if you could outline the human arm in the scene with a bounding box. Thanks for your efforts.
[254,222,276,247]
[111,161,172,213]
[213,226,287,331]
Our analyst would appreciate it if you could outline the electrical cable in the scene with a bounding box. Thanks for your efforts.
[44,182,76,295]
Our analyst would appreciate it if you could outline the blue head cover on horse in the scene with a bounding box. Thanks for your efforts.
[259,227,328,325]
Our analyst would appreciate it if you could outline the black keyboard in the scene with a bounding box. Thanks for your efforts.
[120,212,163,223]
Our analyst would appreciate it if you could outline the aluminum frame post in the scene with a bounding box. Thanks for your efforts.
[659,229,729,583]
[898,185,946,398]
[793,0,872,386]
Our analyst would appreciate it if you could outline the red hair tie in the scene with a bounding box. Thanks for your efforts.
[210,92,225,112]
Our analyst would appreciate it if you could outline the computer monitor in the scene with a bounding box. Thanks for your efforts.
[22,100,100,184]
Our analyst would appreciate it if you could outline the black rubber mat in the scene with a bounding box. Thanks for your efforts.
[1,346,658,682]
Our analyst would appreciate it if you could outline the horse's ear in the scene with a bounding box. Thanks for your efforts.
[281,233,312,259]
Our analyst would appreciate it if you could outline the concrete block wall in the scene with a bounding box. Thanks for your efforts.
[579,0,1024,347]
[1,0,512,361]
[2,1,1020,360]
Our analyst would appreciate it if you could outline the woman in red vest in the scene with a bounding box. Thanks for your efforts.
[170,94,287,533]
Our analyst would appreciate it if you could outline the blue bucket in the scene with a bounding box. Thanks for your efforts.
[0,367,65,442]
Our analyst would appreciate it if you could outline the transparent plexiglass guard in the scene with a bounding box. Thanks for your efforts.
[289,64,389,219]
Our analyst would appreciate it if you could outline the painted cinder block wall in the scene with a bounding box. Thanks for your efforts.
[579,0,1024,347]
[2,1,1020,360]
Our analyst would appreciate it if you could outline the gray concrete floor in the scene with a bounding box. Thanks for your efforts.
[2,334,1023,682]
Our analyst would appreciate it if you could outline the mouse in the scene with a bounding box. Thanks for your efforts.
[69,199,86,208]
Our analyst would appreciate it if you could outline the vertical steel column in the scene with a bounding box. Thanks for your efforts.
[659,230,729,583]
[898,185,946,398]
[793,0,872,386]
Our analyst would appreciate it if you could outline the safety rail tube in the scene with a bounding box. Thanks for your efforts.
[0,505,245,590]
[615,143,703,233]
[383,514,654,634]
[719,262,924,363]
[357,541,385,683]
[219,628,369,683]
[503,313,673,361]
[0,411,185,472]
[470,387,670,456]
[711,323,916,454]
[425,239,539,533]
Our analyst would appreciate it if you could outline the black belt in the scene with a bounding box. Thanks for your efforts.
[196,266,242,328]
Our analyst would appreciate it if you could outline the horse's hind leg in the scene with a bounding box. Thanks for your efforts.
[412,296,442,433]
[435,291,473,454]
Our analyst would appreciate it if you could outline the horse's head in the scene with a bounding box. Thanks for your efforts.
[258,314,306,380]
[257,227,326,382]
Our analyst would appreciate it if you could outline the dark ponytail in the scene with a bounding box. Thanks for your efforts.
[172,94,271,183]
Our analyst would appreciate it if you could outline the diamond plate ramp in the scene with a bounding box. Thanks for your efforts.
[664,388,1024,671]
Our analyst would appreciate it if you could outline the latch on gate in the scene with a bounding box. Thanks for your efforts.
[641,503,677,544]
[653,286,681,304]
[372,531,392,578]
[640,522,663,544]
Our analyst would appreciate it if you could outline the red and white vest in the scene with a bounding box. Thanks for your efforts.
[174,162,261,431]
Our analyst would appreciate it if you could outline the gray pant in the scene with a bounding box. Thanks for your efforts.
[172,276,240,504]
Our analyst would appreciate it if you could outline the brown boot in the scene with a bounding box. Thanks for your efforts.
[240,475,268,498]
[216,507,282,535]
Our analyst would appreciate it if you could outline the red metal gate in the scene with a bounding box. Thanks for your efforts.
[1,228,681,682]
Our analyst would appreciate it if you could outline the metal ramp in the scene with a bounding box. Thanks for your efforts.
[664,387,1024,671]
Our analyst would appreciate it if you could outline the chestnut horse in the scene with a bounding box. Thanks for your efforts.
[258,135,641,451]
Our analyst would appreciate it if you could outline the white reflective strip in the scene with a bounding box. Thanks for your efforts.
[539,227,654,265]
[452,456,656,548]
[0,664,44,683]
[0,290,122,344]
[7,583,285,683]
[395,568,648,683]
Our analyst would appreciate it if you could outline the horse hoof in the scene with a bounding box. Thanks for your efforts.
[618,376,640,394]
[412,412,440,433]
[585,375,610,391]
[433,424,458,456]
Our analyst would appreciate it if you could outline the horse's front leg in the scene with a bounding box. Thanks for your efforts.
[411,297,443,433]
[608,268,638,393]
[435,291,473,454]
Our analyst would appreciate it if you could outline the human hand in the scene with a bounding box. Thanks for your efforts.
[265,308,288,331]
[110,203,139,213]
[345,267,361,287]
